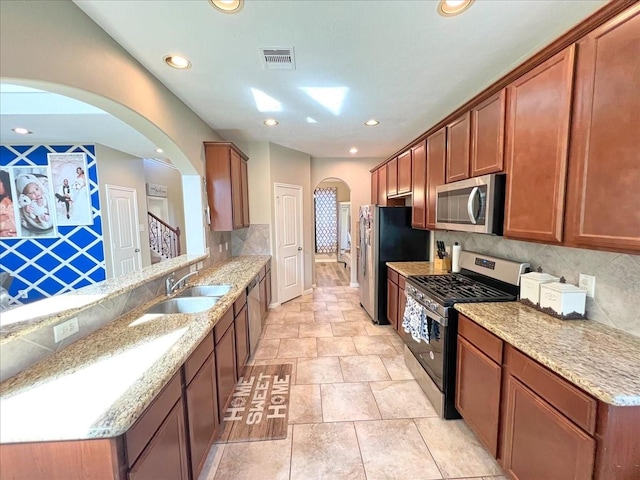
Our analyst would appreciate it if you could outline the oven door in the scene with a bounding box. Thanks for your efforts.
[399,305,447,392]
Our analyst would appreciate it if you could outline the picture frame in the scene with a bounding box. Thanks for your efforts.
[0,167,20,238]
[11,166,57,238]
[48,152,92,226]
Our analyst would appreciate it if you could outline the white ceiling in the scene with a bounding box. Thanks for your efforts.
[4,1,608,161]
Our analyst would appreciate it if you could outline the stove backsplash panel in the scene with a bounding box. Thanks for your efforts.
[435,232,640,338]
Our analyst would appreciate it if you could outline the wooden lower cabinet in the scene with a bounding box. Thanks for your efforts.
[386,278,398,330]
[265,266,272,308]
[129,400,189,480]
[215,321,237,423]
[185,353,218,479]
[456,335,502,457]
[397,283,406,333]
[502,375,595,480]
[235,303,249,374]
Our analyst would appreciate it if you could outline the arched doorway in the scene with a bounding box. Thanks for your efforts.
[312,177,351,287]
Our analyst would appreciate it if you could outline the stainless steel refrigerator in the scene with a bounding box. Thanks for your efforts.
[357,206,430,324]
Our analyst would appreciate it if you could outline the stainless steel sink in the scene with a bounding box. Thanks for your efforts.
[145,297,219,314]
[177,285,232,298]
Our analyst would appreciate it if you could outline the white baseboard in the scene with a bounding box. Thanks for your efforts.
[350,282,359,288]
[268,302,281,309]
[311,283,316,288]
[303,288,313,295]
[315,258,337,263]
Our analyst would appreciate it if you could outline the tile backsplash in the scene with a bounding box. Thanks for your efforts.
[435,232,640,338]
[232,224,271,256]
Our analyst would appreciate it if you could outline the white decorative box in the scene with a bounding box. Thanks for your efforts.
[539,282,587,319]
[520,271,560,307]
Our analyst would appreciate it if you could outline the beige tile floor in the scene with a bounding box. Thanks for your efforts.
[200,265,507,480]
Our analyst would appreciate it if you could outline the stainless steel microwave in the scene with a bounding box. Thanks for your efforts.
[435,173,505,234]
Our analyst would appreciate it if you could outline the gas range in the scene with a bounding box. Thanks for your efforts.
[399,250,529,419]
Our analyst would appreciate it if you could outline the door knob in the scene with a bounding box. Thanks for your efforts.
[298,247,302,251]
[135,248,141,252]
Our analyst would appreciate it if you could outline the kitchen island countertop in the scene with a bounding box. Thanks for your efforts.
[0,255,270,444]
[455,302,640,406]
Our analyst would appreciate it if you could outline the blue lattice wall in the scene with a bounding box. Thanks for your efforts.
[0,145,106,306]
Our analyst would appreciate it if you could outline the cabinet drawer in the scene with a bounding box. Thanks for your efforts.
[458,315,503,364]
[233,291,247,317]
[388,268,399,284]
[214,308,235,345]
[505,345,597,434]
[184,332,214,386]
[126,371,182,466]
[398,275,406,290]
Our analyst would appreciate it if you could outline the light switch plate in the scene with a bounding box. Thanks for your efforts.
[579,274,596,298]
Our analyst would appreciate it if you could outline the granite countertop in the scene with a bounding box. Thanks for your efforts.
[455,302,640,407]
[386,261,448,277]
[0,255,270,444]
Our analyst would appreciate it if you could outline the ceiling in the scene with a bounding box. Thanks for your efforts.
[4,1,608,161]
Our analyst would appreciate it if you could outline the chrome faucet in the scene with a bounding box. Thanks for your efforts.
[165,271,198,296]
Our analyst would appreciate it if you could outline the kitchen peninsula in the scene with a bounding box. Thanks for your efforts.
[0,255,271,479]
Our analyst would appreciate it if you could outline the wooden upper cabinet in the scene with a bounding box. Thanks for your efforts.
[204,142,250,231]
[397,150,412,195]
[471,90,506,177]
[387,157,398,196]
[446,112,471,183]
[426,127,447,229]
[377,166,388,206]
[504,46,575,244]
[411,140,427,229]
[565,5,640,254]
[371,169,379,204]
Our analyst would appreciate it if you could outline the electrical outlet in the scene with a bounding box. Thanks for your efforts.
[189,264,197,273]
[225,242,229,251]
[197,261,204,269]
[219,244,223,253]
[53,317,79,343]
[579,274,596,298]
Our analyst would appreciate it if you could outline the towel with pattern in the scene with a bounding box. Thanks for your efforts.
[402,294,426,343]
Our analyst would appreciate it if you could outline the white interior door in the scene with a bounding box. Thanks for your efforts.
[275,183,303,304]
[106,185,142,276]
[339,202,351,251]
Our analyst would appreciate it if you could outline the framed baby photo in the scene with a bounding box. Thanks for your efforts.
[11,166,57,238]
[0,167,21,239]
[48,152,92,226]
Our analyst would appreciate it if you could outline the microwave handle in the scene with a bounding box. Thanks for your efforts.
[467,187,479,225]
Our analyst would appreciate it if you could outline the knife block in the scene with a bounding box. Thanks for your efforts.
[434,256,451,273]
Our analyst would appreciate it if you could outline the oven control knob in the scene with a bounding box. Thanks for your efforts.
[417,293,424,301]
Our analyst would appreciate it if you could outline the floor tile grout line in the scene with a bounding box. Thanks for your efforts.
[412,417,446,480]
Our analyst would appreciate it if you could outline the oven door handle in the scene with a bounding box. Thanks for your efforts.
[406,295,448,327]
[467,186,479,225]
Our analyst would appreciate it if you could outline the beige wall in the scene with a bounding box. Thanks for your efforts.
[311,157,382,285]
[0,0,222,254]
[269,143,313,298]
[143,159,186,255]
[316,180,350,203]
[96,144,151,278]
[246,142,272,226]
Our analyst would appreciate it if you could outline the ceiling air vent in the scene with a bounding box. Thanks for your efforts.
[260,47,295,70]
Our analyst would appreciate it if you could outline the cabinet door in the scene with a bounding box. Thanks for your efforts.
[426,128,447,229]
[411,141,427,229]
[502,375,595,480]
[565,6,640,253]
[235,304,249,374]
[371,169,379,205]
[397,150,412,194]
[397,286,406,333]
[377,166,389,206]
[471,90,506,177]
[215,324,237,423]
[185,354,218,479]
[387,157,398,196]
[241,159,250,228]
[129,401,189,480]
[455,335,502,457]
[230,149,244,230]
[386,278,398,329]
[504,46,575,243]
[265,269,272,307]
[259,276,267,320]
[446,112,471,183]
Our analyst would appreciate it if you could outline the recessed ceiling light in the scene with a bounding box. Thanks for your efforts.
[364,119,379,126]
[12,127,32,135]
[437,0,474,16]
[209,0,244,14]
[264,119,279,126]
[155,148,163,154]
[349,147,358,154]
[163,55,191,69]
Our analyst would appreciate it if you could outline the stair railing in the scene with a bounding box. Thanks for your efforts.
[148,212,181,260]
